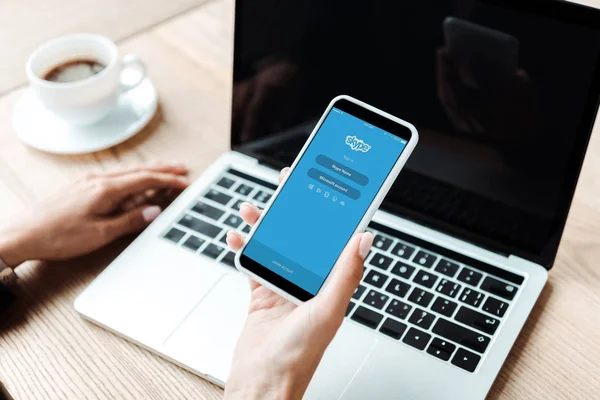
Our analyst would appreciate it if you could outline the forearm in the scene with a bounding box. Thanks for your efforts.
[225,360,314,400]
[224,376,300,400]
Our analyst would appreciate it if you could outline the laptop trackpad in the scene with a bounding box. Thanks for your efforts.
[163,274,251,383]
[304,322,378,399]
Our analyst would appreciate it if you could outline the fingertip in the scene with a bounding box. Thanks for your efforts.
[176,176,191,186]
[358,231,374,259]
[278,167,290,183]
[145,160,188,175]
[240,201,253,211]
[170,161,187,169]
[226,230,244,250]
[142,205,162,223]
[239,202,261,224]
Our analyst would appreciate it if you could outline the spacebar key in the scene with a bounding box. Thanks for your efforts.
[432,318,490,353]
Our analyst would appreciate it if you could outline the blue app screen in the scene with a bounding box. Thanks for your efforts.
[243,108,408,294]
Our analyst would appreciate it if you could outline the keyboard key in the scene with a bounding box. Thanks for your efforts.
[480,277,518,300]
[364,270,388,288]
[413,270,438,289]
[182,235,205,251]
[434,259,460,278]
[413,250,437,268]
[178,215,222,238]
[432,318,490,353]
[351,306,384,329]
[373,234,393,251]
[242,224,251,234]
[204,189,232,205]
[459,288,485,308]
[408,308,435,329]
[231,199,245,211]
[427,338,456,361]
[436,279,461,298]
[369,253,393,271]
[385,279,411,298]
[346,301,356,317]
[379,318,407,340]
[217,177,235,189]
[391,262,415,279]
[163,227,186,243]
[402,327,431,350]
[407,288,434,307]
[353,284,367,300]
[455,307,500,335]
[482,297,509,318]
[452,348,481,373]
[223,214,243,228]
[253,190,272,204]
[235,183,254,196]
[392,242,415,259]
[431,298,458,317]
[457,268,483,287]
[202,243,225,259]
[219,233,228,244]
[191,202,225,221]
[220,251,236,268]
[385,299,412,320]
[363,290,389,309]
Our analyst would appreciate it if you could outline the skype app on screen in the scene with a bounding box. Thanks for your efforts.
[243,108,408,295]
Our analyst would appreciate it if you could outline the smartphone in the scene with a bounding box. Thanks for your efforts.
[235,95,418,304]
[443,17,519,79]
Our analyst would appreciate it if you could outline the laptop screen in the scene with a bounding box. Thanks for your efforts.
[231,0,600,267]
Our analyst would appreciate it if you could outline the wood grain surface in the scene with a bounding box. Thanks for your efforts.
[0,0,599,398]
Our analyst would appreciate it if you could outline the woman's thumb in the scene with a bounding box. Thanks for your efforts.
[317,232,373,318]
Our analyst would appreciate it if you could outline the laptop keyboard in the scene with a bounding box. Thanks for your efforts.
[161,168,524,374]
[351,222,523,373]
[161,168,277,269]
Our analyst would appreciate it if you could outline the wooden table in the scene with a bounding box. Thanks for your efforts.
[1,0,599,398]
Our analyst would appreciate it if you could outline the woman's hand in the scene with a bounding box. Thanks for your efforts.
[224,168,373,399]
[0,162,190,266]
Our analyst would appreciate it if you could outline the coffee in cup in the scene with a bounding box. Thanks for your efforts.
[43,59,107,83]
[26,33,146,126]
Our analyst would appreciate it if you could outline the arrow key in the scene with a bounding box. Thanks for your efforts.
[402,327,431,350]
[426,337,456,361]
[451,348,481,373]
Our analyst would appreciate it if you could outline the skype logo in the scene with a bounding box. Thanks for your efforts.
[345,135,371,152]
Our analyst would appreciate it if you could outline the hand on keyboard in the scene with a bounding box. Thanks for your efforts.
[224,167,374,400]
[0,162,189,265]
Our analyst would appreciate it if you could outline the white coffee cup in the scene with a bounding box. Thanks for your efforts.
[26,33,146,126]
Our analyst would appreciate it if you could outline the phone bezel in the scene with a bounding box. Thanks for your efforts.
[235,95,419,304]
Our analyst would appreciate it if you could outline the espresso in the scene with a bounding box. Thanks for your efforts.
[43,59,106,83]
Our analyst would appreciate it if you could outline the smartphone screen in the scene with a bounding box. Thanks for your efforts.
[240,100,413,301]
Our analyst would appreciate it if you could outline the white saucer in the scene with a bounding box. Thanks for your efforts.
[13,78,158,155]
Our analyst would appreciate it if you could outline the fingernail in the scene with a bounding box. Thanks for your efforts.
[240,202,252,211]
[226,230,236,246]
[358,232,374,259]
[142,205,162,223]
[177,176,191,185]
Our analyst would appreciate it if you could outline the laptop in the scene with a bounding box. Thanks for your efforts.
[75,0,600,398]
